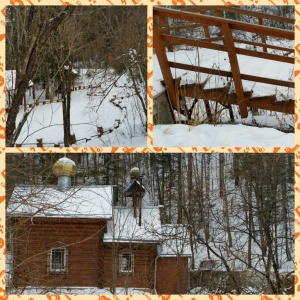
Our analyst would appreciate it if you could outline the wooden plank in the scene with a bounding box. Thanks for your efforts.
[160,34,294,64]
[181,85,293,114]
[167,61,294,88]
[153,7,294,40]
[221,22,247,117]
[180,85,253,105]
[153,17,177,119]
[247,99,294,114]
[184,6,294,25]
[233,38,293,53]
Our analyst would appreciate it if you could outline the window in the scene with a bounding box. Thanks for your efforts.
[120,252,133,273]
[50,248,67,273]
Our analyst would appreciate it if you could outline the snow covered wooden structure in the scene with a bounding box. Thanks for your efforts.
[6,157,191,294]
[153,6,294,123]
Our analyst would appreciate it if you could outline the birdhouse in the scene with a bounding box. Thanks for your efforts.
[125,168,145,225]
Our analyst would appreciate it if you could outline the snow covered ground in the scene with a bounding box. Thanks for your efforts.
[153,45,294,147]
[9,287,152,295]
[7,69,147,147]
[154,123,294,147]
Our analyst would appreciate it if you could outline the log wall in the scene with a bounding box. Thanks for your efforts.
[11,217,108,288]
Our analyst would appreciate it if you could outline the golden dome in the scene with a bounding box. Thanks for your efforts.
[129,167,140,179]
[52,157,77,177]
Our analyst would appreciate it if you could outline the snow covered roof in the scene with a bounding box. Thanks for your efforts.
[7,185,113,219]
[124,180,145,196]
[8,185,191,256]
[56,156,76,166]
[104,206,162,243]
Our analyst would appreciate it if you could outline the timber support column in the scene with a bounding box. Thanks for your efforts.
[221,22,248,118]
[153,16,177,122]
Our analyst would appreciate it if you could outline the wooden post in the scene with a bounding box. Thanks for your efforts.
[97,126,104,137]
[159,17,174,52]
[37,138,43,147]
[258,18,268,53]
[139,176,143,227]
[153,16,177,121]
[221,22,248,118]
[200,9,211,38]
[133,195,137,219]
[70,133,76,145]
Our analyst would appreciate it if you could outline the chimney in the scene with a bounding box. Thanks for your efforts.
[52,156,78,191]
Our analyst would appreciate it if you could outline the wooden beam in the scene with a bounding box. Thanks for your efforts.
[167,61,294,88]
[184,6,294,25]
[153,7,294,40]
[222,22,247,117]
[160,34,294,64]
[258,18,268,53]
[180,85,293,114]
[247,98,294,114]
[153,17,177,119]
[180,85,253,105]
[233,38,294,53]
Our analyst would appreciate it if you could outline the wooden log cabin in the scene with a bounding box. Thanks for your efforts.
[6,157,191,294]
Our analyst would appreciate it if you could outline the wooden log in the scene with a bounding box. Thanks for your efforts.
[70,134,76,145]
[37,138,43,147]
[97,127,104,137]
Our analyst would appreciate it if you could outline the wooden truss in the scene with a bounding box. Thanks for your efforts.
[153,6,294,121]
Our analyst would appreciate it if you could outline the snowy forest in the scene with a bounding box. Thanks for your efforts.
[6,153,294,294]
[5,6,147,147]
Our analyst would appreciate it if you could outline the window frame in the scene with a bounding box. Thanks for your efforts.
[119,252,134,274]
[49,247,67,274]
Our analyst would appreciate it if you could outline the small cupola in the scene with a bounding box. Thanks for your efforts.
[52,156,77,191]
[125,167,145,226]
